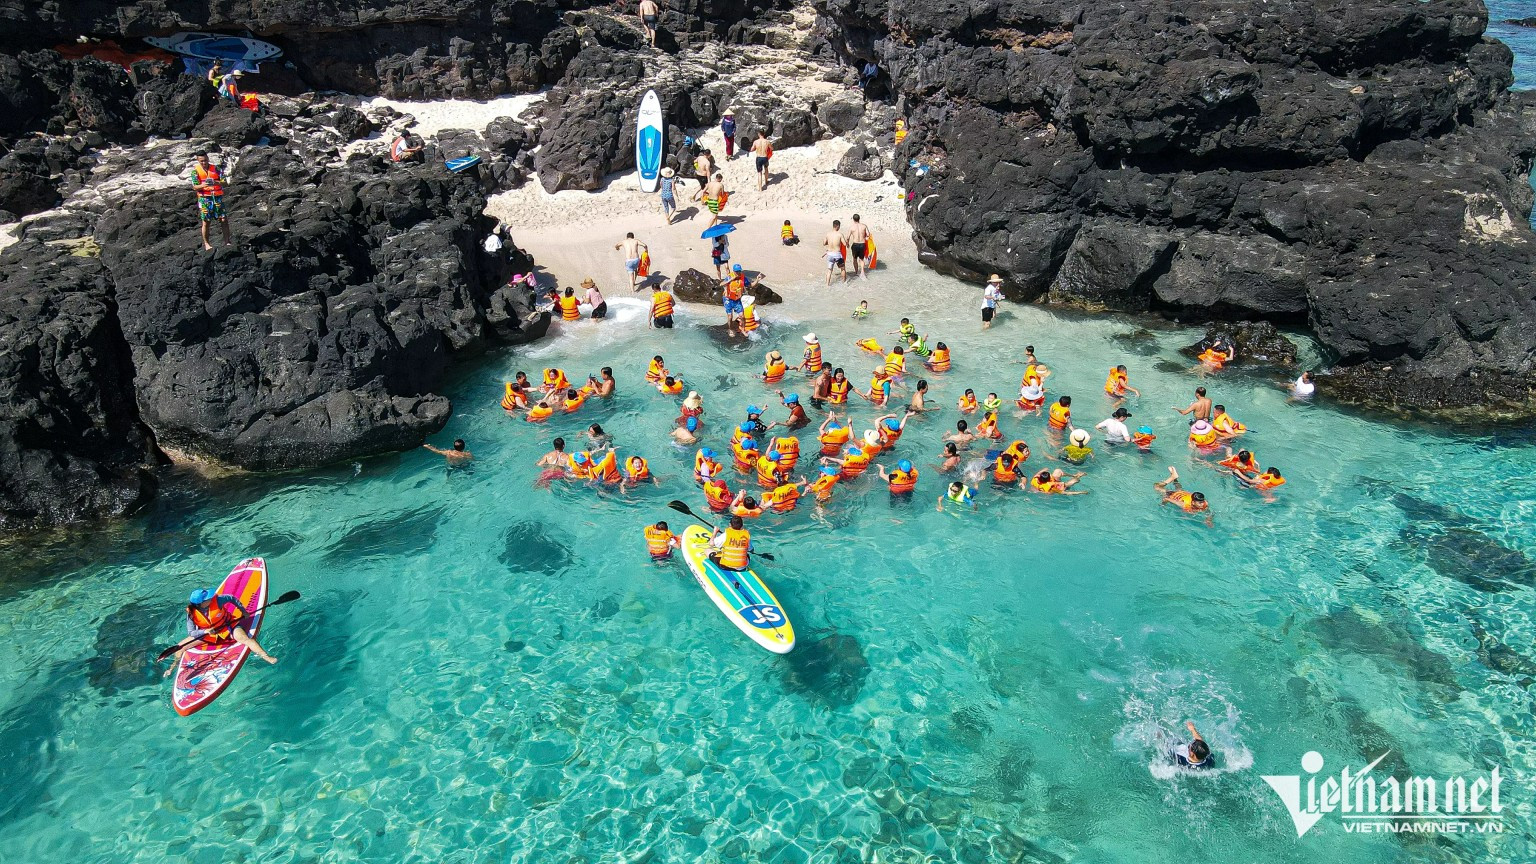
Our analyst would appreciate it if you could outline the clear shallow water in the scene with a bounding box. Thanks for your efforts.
[1,262,1534,864]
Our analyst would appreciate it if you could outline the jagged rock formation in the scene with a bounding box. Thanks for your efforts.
[818,0,1536,415]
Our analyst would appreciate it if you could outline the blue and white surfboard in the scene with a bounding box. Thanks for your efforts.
[636,90,664,193]
[146,32,283,62]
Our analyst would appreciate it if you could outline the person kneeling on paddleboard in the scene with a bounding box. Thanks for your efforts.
[175,588,277,666]
[708,516,755,571]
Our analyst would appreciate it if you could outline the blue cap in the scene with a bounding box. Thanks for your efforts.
[767,450,781,461]
[884,417,900,429]
[747,405,762,415]
[783,393,798,403]
[821,464,838,475]
[701,447,715,457]
[189,588,214,605]
[898,459,913,472]
[732,264,743,272]
[1137,425,1153,435]
[738,422,753,433]
[686,416,699,432]
[574,453,589,463]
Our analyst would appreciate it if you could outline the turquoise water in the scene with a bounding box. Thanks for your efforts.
[2,262,1534,863]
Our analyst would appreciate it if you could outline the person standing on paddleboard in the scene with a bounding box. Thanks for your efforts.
[173,588,277,667]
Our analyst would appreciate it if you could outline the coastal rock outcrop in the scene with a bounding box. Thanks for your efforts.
[0,88,547,528]
[670,268,784,306]
[818,0,1536,416]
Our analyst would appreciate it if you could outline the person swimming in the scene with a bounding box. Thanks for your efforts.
[1029,468,1086,495]
[945,419,975,449]
[938,441,961,472]
[1062,428,1093,463]
[1155,467,1212,525]
[936,480,977,512]
[1291,370,1315,398]
[1170,721,1214,769]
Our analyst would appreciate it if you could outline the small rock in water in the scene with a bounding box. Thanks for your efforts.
[504,639,526,653]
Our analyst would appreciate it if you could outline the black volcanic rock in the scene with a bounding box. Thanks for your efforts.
[1182,322,1299,367]
[670,268,783,305]
[836,141,884,180]
[819,0,1536,416]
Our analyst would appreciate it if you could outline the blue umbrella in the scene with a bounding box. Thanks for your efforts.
[701,223,736,239]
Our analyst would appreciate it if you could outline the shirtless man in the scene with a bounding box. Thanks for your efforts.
[846,214,871,278]
[824,220,848,286]
[751,130,772,190]
[536,438,568,468]
[944,419,976,449]
[693,149,714,189]
[701,172,727,228]
[810,367,833,409]
[590,367,616,397]
[614,233,648,289]
[1174,386,1213,422]
[637,0,660,47]
[424,438,473,464]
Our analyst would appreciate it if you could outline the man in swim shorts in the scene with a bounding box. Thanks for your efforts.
[638,0,660,47]
[185,150,233,251]
[614,232,648,289]
[701,172,727,228]
[846,214,871,278]
[824,220,848,286]
[751,130,772,190]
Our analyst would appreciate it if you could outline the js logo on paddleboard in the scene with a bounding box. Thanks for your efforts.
[1262,751,1505,837]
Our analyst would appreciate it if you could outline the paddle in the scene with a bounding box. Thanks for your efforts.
[666,500,775,561]
[156,590,301,661]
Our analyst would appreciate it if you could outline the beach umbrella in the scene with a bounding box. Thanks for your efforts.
[701,223,736,239]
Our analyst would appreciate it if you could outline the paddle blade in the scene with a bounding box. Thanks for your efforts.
[272,590,301,604]
[155,643,184,661]
[757,553,776,562]
[667,500,693,514]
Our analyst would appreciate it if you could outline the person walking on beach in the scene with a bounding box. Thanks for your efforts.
[186,151,233,251]
[982,274,1003,329]
[721,109,737,159]
[658,167,683,225]
[846,214,871,279]
[615,232,648,289]
[824,220,848,286]
[701,172,728,228]
[583,278,607,320]
[751,130,772,190]
[693,149,714,188]
[1175,386,1212,422]
[637,0,661,48]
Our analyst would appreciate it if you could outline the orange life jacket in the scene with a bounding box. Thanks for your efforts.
[592,451,620,482]
[658,378,683,395]
[762,360,786,383]
[741,305,759,332]
[559,295,581,321]
[718,527,752,567]
[1105,368,1128,396]
[193,163,224,196]
[773,437,800,469]
[867,374,889,405]
[1189,426,1218,447]
[977,412,1001,440]
[819,424,850,455]
[730,501,763,519]
[856,338,883,354]
[840,445,870,479]
[958,393,978,413]
[501,383,525,411]
[1031,474,1064,493]
[765,483,801,513]
[643,526,675,558]
[651,291,674,318]
[927,348,950,372]
[829,379,850,404]
[1218,453,1258,474]
[883,352,905,376]
[1254,472,1286,490]
[646,359,666,383]
[1198,348,1229,367]
[803,343,823,372]
[625,457,651,481]
[877,419,903,448]
[1132,431,1155,448]
[725,274,746,301]
[543,369,570,391]
[1169,490,1203,512]
[1212,412,1247,435]
[695,452,721,483]
[809,473,837,500]
[188,598,242,643]
[563,391,586,412]
[887,468,917,493]
[732,438,759,470]
[1048,402,1070,429]
[526,405,553,422]
[994,457,1019,483]
[704,480,732,512]
[756,454,782,488]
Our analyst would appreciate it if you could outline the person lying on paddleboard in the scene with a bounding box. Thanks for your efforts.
[172,588,277,667]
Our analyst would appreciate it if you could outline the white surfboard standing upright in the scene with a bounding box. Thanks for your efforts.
[636,90,664,193]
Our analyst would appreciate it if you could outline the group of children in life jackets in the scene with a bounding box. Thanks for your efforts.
[495,302,1286,561]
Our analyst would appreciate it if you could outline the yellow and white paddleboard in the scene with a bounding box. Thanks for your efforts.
[679,525,795,654]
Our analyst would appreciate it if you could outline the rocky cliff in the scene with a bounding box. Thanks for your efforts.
[818,0,1536,414]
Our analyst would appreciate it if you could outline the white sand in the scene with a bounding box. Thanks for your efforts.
[356,92,547,136]
[490,132,910,313]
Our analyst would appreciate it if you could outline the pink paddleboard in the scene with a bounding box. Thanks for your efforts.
[171,558,267,716]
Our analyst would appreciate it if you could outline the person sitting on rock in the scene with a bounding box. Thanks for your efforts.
[184,151,233,251]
